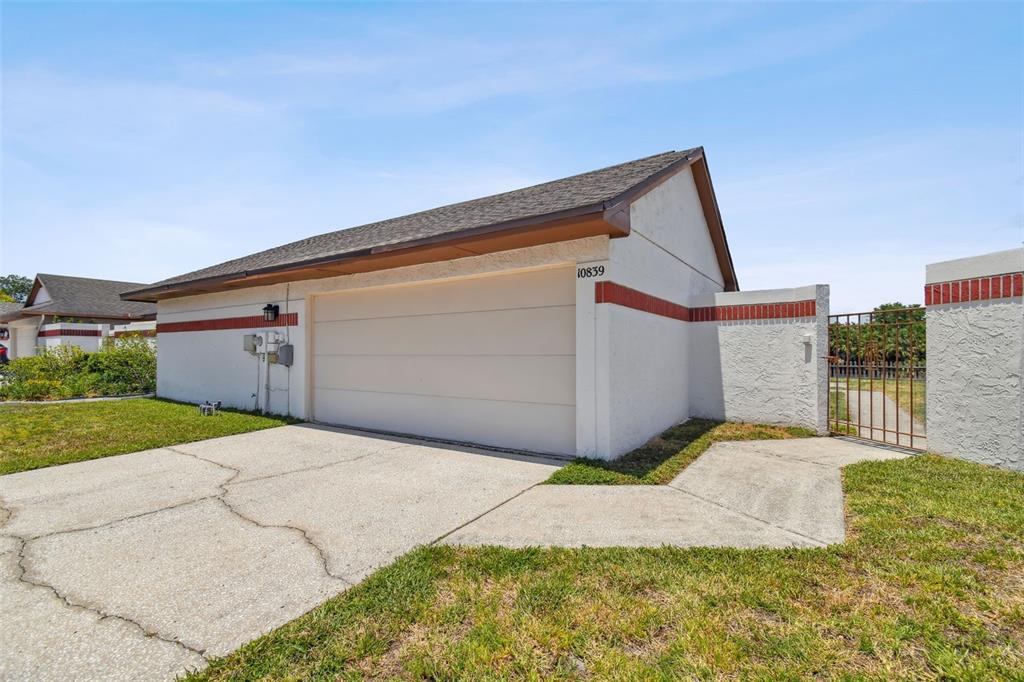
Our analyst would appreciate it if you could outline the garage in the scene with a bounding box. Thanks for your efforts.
[128,149,741,460]
[311,266,576,455]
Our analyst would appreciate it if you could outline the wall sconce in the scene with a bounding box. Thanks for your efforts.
[262,304,280,323]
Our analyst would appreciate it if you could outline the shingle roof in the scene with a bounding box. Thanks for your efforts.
[136,149,701,293]
[23,274,156,320]
[0,302,24,322]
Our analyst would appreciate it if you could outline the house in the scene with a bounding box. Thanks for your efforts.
[123,149,740,459]
[0,274,156,359]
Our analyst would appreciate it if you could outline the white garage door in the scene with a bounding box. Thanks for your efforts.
[14,327,37,358]
[312,267,576,455]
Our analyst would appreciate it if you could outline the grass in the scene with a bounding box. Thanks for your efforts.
[828,383,858,435]
[190,454,1024,680]
[0,398,296,475]
[544,419,815,485]
[829,378,926,423]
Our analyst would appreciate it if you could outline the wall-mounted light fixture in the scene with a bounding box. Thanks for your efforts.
[262,304,280,323]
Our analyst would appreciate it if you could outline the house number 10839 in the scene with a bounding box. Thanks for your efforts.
[576,265,605,279]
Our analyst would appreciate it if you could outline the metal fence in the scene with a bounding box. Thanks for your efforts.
[828,308,926,450]
[829,362,926,381]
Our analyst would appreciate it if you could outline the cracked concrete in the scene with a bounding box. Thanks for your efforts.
[223,441,559,582]
[21,498,343,658]
[1,547,206,681]
[0,449,231,538]
[0,424,562,680]
[1,426,905,681]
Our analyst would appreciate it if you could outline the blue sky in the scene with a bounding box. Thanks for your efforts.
[2,2,1021,313]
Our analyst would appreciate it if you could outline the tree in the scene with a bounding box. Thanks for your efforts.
[0,274,32,303]
[0,291,13,303]
[829,302,925,367]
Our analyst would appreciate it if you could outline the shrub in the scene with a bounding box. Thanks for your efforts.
[0,338,156,400]
[87,337,157,394]
[1,379,68,401]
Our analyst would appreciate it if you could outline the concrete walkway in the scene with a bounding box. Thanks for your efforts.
[445,437,908,548]
[841,388,927,449]
[0,426,907,681]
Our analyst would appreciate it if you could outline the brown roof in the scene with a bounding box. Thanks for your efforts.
[124,148,737,300]
[21,274,156,320]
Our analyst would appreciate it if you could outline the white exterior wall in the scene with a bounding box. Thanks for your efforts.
[583,167,726,459]
[33,286,52,305]
[687,285,829,434]
[37,322,105,353]
[156,237,609,420]
[12,321,39,358]
[1,320,39,359]
[925,248,1023,471]
[157,287,306,416]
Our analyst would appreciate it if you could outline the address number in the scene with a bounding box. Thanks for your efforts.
[576,265,605,279]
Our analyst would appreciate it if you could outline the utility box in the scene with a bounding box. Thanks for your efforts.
[275,343,294,366]
[243,334,259,353]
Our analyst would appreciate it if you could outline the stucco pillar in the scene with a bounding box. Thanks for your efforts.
[924,248,1023,471]
[575,259,611,458]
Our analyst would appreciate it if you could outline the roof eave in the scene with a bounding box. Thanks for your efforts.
[122,203,625,302]
[599,147,738,291]
[17,309,153,321]
[122,146,740,302]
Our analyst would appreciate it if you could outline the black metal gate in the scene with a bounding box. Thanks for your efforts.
[828,307,926,450]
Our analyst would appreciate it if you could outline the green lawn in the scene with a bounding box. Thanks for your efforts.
[0,398,295,475]
[829,378,926,426]
[828,382,857,435]
[852,377,926,422]
[191,454,1024,680]
[545,419,815,485]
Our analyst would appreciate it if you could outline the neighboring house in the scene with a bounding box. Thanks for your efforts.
[123,149,738,459]
[0,274,156,358]
[0,302,25,361]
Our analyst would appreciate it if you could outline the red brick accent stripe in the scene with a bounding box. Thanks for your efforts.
[156,312,299,334]
[594,281,815,322]
[690,299,815,321]
[925,272,1023,306]
[595,281,690,321]
[37,328,102,337]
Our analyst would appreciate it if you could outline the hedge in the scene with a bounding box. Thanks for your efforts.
[0,337,156,401]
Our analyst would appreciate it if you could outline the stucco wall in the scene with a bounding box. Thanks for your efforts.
[689,285,829,434]
[604,304,689,456]
[157,286,305,416]
[157,237,610,420]
[625,167,725,291]
[925,248,1023,471]
[37,323,104,353]
[584,166,726,459]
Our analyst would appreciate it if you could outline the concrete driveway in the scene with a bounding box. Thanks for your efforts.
[0,426,905,681]
[0,425,562,681]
